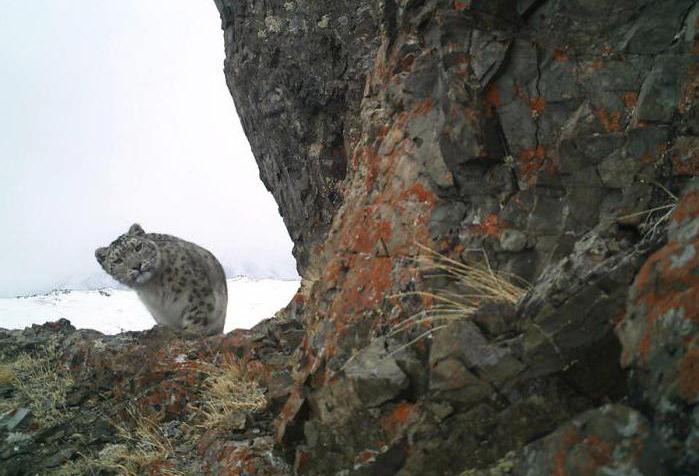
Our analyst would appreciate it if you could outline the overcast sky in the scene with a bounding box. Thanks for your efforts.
[0,1,297,297]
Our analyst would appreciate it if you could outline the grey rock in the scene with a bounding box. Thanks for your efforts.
[633,55,692,124]
[499,229,528,252]
[344,338,409,408]
[214,0,381,272]
[0,408,31,432]
[429,202,466,240]
[471,405,672,476]
[619,0,695,54]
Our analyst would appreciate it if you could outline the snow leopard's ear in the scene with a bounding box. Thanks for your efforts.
[128,223,145,236]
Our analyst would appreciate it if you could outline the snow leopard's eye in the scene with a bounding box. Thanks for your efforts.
[113,257,123,265]
[134,243,143,252]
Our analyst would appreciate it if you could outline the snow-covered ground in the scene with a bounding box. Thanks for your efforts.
[0,277,300,335]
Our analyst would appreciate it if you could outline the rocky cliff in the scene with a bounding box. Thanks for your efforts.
[213,0,698,473]
[1,0,698,475]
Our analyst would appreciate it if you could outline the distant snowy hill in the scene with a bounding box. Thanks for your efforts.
[53,272,126,292]
[52,265,299,294]
[0,277,300,334]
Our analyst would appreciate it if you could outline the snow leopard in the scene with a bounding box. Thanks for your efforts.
[95,224,227,335]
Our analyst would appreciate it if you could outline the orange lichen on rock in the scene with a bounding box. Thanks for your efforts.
[399,53,416,72]
[629,239,699,364]
[484,83,500,117]
[636,332,652,365]
[246,359,272,382]
[670,189,699,223]
[137,379,191,418]
[342,210,392,254]
[621,91,638,108]
[397,182,437,208]
[519,145,554,184]
[334,204,391,256]
[465,213,501,237]
[221,329,253,355]
[355,448,381,465]
[512,84,546,117]
[621,189,699,373]
[208,444,268,476]
[678,63,699,114]
[578,435,614,471]
[380,402,418,437]
[276,388,305,443]
[553,48,569,63]
[354,146,382,190]
[553,427,581,476]
[672,149,699,176]
[330,257,393,317]
[594,108,622,132]
[529,96,546,115]
[481,213,501,237]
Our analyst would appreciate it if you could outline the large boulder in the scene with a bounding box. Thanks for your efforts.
[212,0,698,473]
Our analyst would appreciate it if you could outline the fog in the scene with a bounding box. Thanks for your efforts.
[0,1,298,297]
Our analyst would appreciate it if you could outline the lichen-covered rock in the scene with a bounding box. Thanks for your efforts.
[213,0,697,472]
[617,183,699,474]
[0,316,300,475]
[466,404,672,476]
[275,226,662,475]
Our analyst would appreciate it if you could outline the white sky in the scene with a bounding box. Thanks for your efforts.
[0,1,297,297]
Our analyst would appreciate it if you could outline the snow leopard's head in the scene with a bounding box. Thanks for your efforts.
[95,224,161,286]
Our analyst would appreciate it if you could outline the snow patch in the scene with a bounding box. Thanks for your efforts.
[0,277,300,335]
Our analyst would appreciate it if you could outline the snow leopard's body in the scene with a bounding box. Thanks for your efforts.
[96,224,227,335]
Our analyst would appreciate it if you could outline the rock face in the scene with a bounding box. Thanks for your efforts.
[212,0,381,271]
[212,0,698,474]
[217,0,699,475]
[1,0,697,475]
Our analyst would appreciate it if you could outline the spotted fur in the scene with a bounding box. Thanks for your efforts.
[96,224,227,335]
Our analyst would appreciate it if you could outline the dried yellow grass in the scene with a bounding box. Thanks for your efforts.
[50,404,186,476]
[616,179,678,238]
[5,352,74,425]
[386,244,528,356]
[50,355,266,475]
[196,356,267,430]
[100,405,185,476]
[0,366,14,385]
[50,443,185,476]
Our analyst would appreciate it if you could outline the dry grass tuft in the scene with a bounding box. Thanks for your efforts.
[48,354,267,475]
[112,405,177,473]
[50,443,185,476]
[616,180,678,238]
[61,406,184,476]
[49,405,186,476]
[3,352,74,425]
[386,244,527,356]
[196,356,267,430]
[0,365,14,385]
